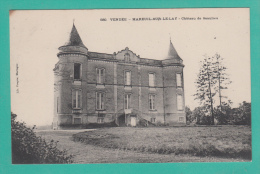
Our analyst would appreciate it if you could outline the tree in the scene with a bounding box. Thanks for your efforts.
[185,106,193,123]
[212,53,232,111]
[194,56,217,125]
[194,53,232,125]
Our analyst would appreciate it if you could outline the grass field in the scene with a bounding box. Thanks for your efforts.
[36,125,251,163]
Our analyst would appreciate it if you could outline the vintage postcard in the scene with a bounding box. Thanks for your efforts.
[10,9,251,164]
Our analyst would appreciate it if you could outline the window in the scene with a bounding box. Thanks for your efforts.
[74,63,81,80]
[97,118,104,123]
[151,118,156,123]
[124,53,130,62]
[176,73,182,87]
[179,117,184,122]
[97,68,105,84]
[96,92,104,110]
[149,73,155,87]
[72,90,82,109]
[125,71,131,86]
[177,94,183,110]
[149,94,155,110]
[124,94,131,109]
[74,118,81,124]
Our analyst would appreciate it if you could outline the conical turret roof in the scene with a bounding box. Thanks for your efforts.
[63,24,86,48]
[167,39,182,60]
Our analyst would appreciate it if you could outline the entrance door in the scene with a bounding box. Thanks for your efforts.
[130,117,136,127]
[118,114,126,126]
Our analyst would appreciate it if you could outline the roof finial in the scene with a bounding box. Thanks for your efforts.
[73,18,75,25]
[169,33,171,43]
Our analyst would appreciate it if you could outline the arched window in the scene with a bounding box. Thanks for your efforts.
[124,53,130,62]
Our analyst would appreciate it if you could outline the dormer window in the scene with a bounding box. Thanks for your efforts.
[124,53,130,62]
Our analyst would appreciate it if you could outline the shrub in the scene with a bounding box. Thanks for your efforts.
[185,106,193,123]
[193,101,251,126]
[229,101,251,125]
[193,106,212,125]
[214,105,231,125]
[11,112,73,164]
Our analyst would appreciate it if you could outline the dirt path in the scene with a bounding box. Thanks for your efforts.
[35,129,247,163]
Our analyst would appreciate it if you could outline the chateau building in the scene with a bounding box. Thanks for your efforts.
[53,24,186,129]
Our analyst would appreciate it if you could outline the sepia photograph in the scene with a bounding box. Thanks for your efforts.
[10,8,251,164]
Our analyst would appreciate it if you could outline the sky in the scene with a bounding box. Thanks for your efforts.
[10,9,251,126]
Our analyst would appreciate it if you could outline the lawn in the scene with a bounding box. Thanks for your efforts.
[36,125,251,163]
[73,126,251,161]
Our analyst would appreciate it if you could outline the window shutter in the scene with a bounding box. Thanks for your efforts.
[96,68,98,83]
[149,95,152,110]
[101,69,104,84]
[129,94,131,109]
[124,94,127,109]
[152,95,155,109]
[72,90,76,108]
[96,92,99,109]
[78,90,82,108]
[101,93,104,109]
[129,72,131,85]
[124,71,127,85]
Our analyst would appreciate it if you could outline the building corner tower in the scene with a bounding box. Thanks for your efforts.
[53,24,88,129]
[162,39,186,125]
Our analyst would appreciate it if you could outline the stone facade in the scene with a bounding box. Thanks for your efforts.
[53,24,186,129]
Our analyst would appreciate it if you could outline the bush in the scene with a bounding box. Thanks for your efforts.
[191,101,251,126]
[193,106,212,125]
[230,101,251,125]
[214,105,231,125]
[185,106,193,123]
[11,112,73,164]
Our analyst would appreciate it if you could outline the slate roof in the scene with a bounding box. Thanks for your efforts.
[63,24,87,48]
[167,40,182,60]
[59,24,183,66]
